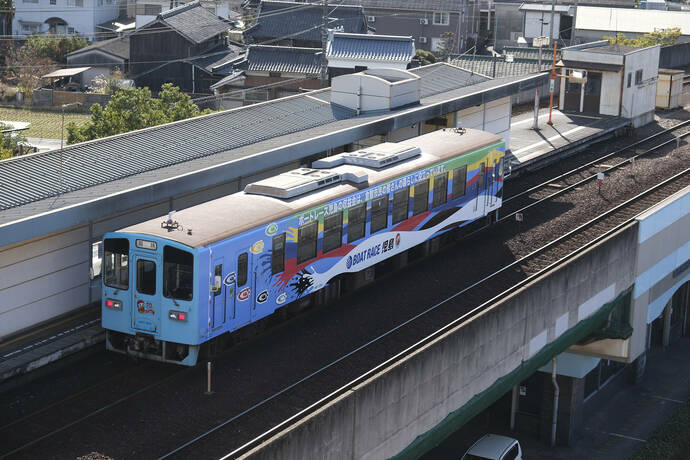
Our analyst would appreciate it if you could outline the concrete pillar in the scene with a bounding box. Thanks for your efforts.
[540,373,584,446]
[662,301,673,348]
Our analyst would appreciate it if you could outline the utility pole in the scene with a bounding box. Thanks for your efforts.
[571,0,578,46]
[549,0,555,43]
[532,38,543,130]
[320,0,328,88]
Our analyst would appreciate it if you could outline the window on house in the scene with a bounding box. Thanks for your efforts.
[21,23,40,33]
[392,187,410,224]
[371,195,389,233]
[432,172,448,208]
[452,166,467,199]
[271,233,285,274]
[433,12,449,25]
[635,69,643,85]
[323,212,343,253]
[347,203,366,243]
[297,221,318,264]
[413,179,429,216]
[627,73,631,88]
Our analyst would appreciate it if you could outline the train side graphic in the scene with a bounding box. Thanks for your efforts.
[101,128,506,365]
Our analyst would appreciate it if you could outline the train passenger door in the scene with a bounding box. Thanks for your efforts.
[131,253,161,333]
[211,258,225,330]
[475,162,487,215]
[231,251,253,329]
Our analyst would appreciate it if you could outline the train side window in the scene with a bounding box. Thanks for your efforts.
[136,259,156,295]
[370,195,389,233]
[392,187,409,224]
[452,166,467,199]
[432,172,448,208]
[478,162,485,188]
[272,233,286,274]
[163,246,194,300]
[212,264,222,296]
[237,253,248,286]
[323,212,343,253]
[412,179,429,216]
[347,203,366,242]
[297,221,318,264]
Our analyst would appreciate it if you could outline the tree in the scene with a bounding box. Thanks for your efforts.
[67,83,212,144]
[21,34,89,63]
[604,28,681,47]
[6,50,56,99]
[415,49,437,66]
[88,68,126,95]
[0,123,29,160]
[434,31,456,62]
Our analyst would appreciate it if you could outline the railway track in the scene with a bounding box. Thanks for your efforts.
[501,119,690,218]
[3,121,688,459]
[158,172,690,458]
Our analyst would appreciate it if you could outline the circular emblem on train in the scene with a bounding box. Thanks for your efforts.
[395,233,401,247]
[276,292,288,305]
[250,240,264,254]
[223,272,236,286]
[265,223,278,236]
[256,290,269,304]
[346,255,353,269]
[237,287,251,301]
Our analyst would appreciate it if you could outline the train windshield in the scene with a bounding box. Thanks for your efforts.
[104,238,129,290]
[163,246,194,301]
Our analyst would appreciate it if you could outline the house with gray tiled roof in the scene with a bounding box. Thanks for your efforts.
[244,0,368,48]
[66,35,131,87]
[130,1,237,93]
[327,32,415,76]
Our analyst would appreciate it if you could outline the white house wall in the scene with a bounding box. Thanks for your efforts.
[13,0,122,38]
[621,46,660,127]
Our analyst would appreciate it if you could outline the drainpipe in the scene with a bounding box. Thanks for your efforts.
[551,357,559,447]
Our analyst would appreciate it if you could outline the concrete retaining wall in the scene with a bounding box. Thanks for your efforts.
[241,224,639,460]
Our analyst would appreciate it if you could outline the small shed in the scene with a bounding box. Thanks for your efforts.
[41,67,92,90]
[656,69,684,109]
[557,41,660,127]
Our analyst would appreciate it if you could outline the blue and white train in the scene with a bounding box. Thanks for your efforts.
[101,128,506,365]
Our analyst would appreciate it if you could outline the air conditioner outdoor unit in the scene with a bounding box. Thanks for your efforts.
[367,15,376,22]
[419,36,428,43]
[419,18,429,25]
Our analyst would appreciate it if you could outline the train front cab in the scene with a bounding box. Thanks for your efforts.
[101,234,200,366]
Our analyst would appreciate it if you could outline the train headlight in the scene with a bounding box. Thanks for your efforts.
[105,298,123,310]
[169,310,187,321]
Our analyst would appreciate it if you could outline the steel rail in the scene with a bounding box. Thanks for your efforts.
[161,167,689,460]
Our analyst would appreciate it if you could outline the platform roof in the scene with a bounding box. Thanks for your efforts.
[0,64,547,247]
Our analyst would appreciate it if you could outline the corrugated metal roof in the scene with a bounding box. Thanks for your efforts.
[449,56,548,79]
[248,0,366,43]
[500,46,561,62]
[327,33,415,62]
[42,67,91,78]
[156,0,230,45]
[0,64,528,217]
[0,95,350,211]
[245,45,321,74]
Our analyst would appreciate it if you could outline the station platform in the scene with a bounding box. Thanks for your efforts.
[0,306,102,388]
[507,109,631,173]
[0,109,634,388]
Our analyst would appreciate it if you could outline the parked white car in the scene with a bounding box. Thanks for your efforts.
[462,434,522,460]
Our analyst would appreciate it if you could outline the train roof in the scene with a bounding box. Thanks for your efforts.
[118,128,502,248]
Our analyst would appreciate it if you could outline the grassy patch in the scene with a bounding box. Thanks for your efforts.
[0,107,91,140]
[631,396,690,460]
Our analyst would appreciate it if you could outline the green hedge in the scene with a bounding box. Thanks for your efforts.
[631,396,690,460]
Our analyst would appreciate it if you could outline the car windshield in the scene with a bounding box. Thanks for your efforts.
[104,238,129,290]
[163,246,194,301]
